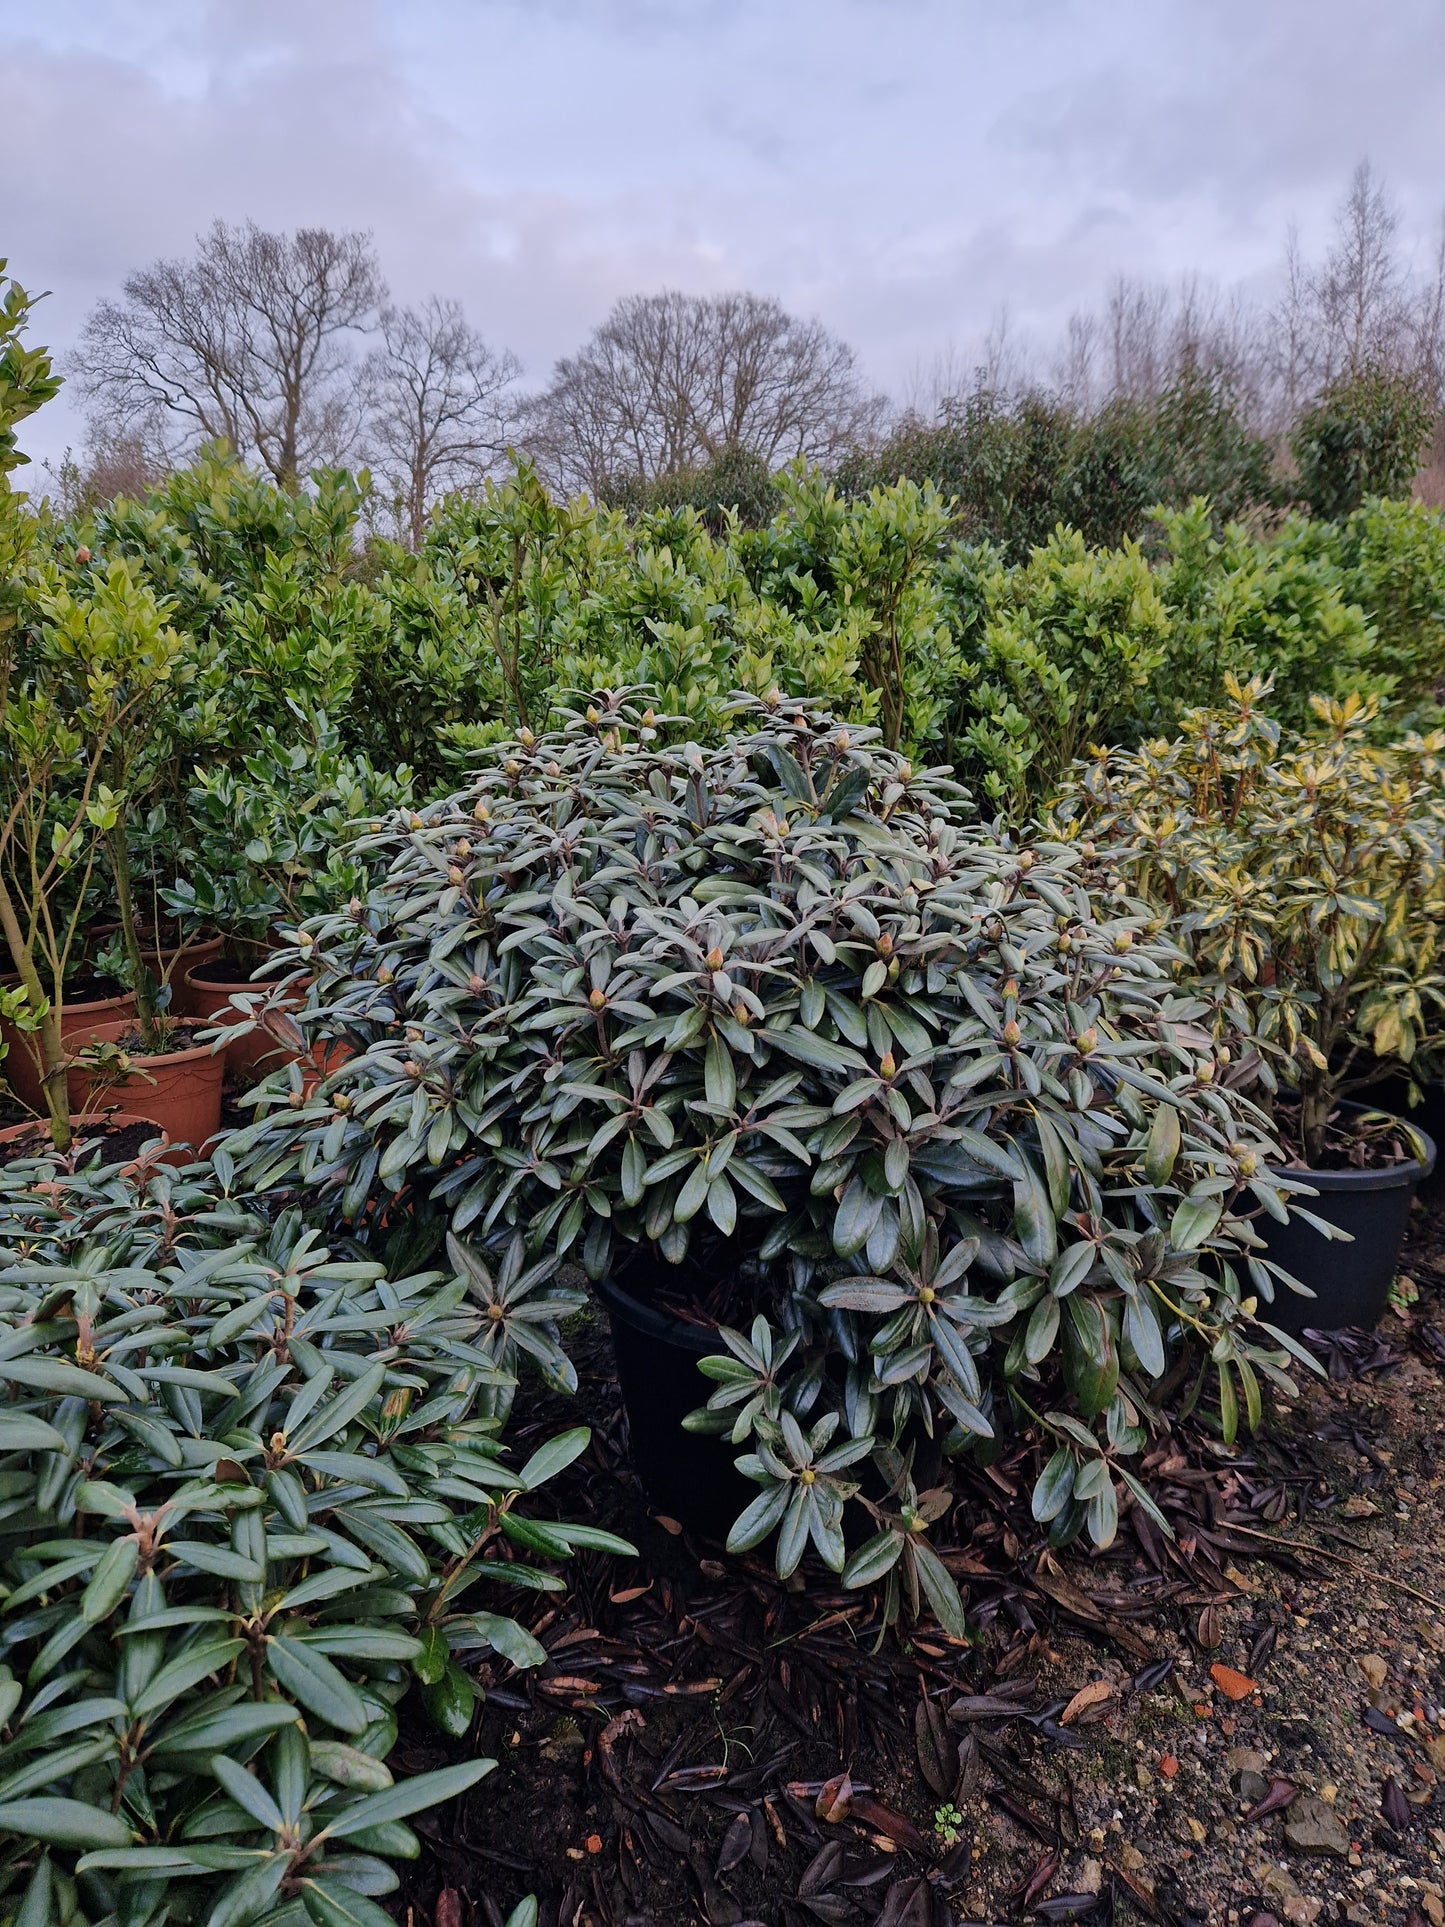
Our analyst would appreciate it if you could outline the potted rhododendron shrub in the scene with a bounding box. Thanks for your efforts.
[1057,675,1445,1334]
[226,691,1318,1605]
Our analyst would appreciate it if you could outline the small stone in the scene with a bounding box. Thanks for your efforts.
[1240,1770,1271,1803]
[1358,1654,1388,1690]
[1284,1794,1351,1858]
[1079,1860,1104,1895]
[1256,1863,1299,1901]
[1230,1748,1271,1778]
[1120,1844,1147,1874]
[1284,1900,1322,1926]
[1186,1817,1207,1843]
[1422,1894,1443,1927]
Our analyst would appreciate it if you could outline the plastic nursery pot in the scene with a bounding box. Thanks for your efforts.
[1354,1066,1445,1203]
[1254,1102,1437,1337]
[0,980,138,1115]
[593,1268,760,1541]
[0,1111,173,1173]
[183,959,303,1078]
[64,1018,225,1152]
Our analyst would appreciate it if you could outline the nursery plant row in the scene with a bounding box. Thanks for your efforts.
[3,269,1445,1924]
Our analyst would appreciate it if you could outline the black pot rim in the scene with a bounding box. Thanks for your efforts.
[1272,1098,1437,1192]
[593,1268,728,1357]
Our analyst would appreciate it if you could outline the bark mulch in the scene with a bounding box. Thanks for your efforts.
[391,1196,1445,1927]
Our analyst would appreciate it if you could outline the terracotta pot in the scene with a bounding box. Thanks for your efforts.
[182,962,303,1078]
[0,1111,174,1174]
[1,986,139,1115]
[156,936,225,1009]
[64,1019,225,1150]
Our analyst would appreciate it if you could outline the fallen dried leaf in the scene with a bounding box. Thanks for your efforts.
[1060,1679,1113,1725]
[1210,1663,1258,1701]
[435,1893,463,1927]
[815,1770,853,1825]
[1358,1653,1388,1691]
[1382,1776,1411,1832]
[716,1811,751,1878]
[1242,1778,1297,1824]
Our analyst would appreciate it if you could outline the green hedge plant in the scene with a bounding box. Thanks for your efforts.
[0,1142,628,1925]
[224,692,1316,1599]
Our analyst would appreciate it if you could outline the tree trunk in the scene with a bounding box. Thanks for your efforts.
[0,871,71,1150]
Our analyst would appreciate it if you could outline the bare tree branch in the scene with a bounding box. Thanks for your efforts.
[70,221,383,486]
[524,290,884,498]
[363,297,521,545]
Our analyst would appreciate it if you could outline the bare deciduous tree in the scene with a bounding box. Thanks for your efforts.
[364,298,521,546]
[525,290,883,497]
[71,221,383,486]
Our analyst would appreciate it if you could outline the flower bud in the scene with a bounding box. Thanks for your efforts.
[1017,850,1033,870]
[455,839,472,860]
[504,760,520,779]
[518,726,535,747]
[333,1091,350,1111]
[75,545,91,564]
[734,1001,750,1026]
[1196,1059,1215,1085]
[448,865,465,887]
[588,988,607,1010]
[469,974,485,994]
[349,896,363,920]
[876,933,893,958]
[879,1052,896,1080]
[705,947,725,972]
[1002,1019,1022,1047]
[586,704,599,724]
[642,708,656,727]
[1075,1026,1098,1054]
[473,800,490,823]
[1114,929,1133,952]
[403,1058,420,1077]
[376,964,393,984]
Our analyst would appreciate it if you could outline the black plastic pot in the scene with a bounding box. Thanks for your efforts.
[1355,1067,1445,1201]
[593,1269,757,1540]
[1254,1104,1436,1336]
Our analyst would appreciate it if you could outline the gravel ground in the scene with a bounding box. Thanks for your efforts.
[947,1201,1445,1927]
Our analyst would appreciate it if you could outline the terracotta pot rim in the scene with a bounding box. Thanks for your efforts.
[183,961,304,993]
[67,1018,225,1070]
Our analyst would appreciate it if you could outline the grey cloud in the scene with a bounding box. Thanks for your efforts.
[6,0,1445,473]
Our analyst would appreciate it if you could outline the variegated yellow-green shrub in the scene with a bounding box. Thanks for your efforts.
[1055,674,1445,1167]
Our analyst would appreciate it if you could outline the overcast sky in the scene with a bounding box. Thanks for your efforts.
[7,0,1445,472]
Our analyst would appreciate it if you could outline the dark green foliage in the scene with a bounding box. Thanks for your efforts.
[221,695,1317,1588]
[0,1143,628,1923]
[1291,360,1433,522]
[605,446,783,532]
[843,368,1279,561]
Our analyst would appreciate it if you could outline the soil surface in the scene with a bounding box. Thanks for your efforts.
[0,1116,166,1164]
[390,1201,1445,1927]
